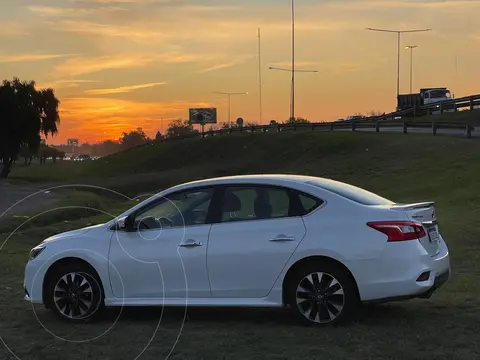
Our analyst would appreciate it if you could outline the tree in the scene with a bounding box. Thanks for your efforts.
[38,145,65,164]
[97,140,121,156]
[0,78,60,178]
[18,144,36,165]
[78,143,93,156]
[221,121,238,129]
[165,119,198,139]
[270,120,279,125]
[366,110,386,118]
[155,131,164,141]
[284,117,310,124]
[119,127,149,149]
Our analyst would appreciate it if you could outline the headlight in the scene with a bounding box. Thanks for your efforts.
[29,246,46,261]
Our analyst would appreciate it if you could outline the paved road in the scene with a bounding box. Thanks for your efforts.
[0,181,61,217]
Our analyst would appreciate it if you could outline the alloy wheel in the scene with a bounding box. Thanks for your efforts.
[53,272,95,319]
[296,272,345,324]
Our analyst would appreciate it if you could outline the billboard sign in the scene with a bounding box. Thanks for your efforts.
[189,108,217,124]
[67,139,79,147]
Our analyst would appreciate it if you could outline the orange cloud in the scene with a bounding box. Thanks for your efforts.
[0,53,75,63]
[270,61,323,69]
[176,5,240,12]
[55,55,156,76]
[28,5,124,16]
[56,96,212,143]
[57,20,169,42]
[0,22,28,36]
[195,55,256,73]
[36,79,100,90]
[54,52,231,77]
[74,0,165,3]
[84,82,167,95]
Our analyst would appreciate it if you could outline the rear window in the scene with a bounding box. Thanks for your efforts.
[298,193,323,214]
[306,179,393,206]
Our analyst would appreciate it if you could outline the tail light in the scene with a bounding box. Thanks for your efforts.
[367,221,426,242]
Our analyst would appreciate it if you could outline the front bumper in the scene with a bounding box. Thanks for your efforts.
[23,259,47,304]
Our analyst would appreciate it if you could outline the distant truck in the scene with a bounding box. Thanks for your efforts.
[396,88,452,112]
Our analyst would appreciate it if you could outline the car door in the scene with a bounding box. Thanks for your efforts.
[206,184,309,298]
[108,187,215,300]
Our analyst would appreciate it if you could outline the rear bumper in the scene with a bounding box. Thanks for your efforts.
[364,268,451,304]
[349,235,451,302]
[416,268,450,298]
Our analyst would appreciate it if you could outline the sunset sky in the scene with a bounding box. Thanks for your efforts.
[1,0,479,144]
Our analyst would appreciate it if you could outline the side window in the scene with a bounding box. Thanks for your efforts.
[220,186,291,222]
[298,193,324,215]
[134,188,214,229]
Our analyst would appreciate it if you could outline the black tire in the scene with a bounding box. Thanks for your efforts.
[286,262,359,326]
[45,263,104,323]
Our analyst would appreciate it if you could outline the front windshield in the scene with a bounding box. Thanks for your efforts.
[429,90,451,99]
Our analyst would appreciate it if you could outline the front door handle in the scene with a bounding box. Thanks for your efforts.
[269,235,296,242]
[179,239,203,248]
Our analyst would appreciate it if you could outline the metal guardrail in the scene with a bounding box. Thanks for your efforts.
[198,120,474,136]
[111,94,480,157]
[347,94,480,123]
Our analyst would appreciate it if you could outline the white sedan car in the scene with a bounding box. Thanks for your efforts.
[23,175,451,325]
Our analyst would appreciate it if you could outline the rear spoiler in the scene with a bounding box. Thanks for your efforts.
[390,202,435,211]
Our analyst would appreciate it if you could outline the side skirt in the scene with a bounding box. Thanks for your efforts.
[105,297,284,308]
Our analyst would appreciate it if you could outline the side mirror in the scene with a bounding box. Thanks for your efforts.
[116,215,135,232]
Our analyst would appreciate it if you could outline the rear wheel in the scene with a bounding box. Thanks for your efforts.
[45,264,104,323]
[287,262,359,326]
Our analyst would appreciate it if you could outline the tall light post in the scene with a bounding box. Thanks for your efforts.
[213,91,248,122]
[366,28,431,97]
[269,0,317,121]
[405,45,418,94]
[291,0,295,122]
[269,67,318,121]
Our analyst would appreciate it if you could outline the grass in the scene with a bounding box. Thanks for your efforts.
[2,131,480,359]
[405,108,480,125]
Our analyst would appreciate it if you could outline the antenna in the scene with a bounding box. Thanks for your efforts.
[258,28,263,124]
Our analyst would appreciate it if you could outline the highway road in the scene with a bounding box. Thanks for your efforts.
[334,126,479,138]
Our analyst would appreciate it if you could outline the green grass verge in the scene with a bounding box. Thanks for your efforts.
[405,108,480,124]
[1,131,480,359]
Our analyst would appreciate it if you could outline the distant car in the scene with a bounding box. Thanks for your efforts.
[76,154,91,161]
[23,175,451,325]
[345,115,365,121]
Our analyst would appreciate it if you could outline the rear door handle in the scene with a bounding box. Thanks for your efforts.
[179,239,203,247]
[269,235,296,242]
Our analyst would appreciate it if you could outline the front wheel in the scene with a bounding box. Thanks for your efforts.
[45,264,104,323]
[287,262,359,326]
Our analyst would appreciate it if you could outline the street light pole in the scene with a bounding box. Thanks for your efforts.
[291,0,295,122]
[366,28,431,97]
[269,0,317,121]
[269,67,318,121]
[213,92,248,122]
[405,45,418,94]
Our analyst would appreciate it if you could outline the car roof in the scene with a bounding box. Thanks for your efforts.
[168,174,338,191]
